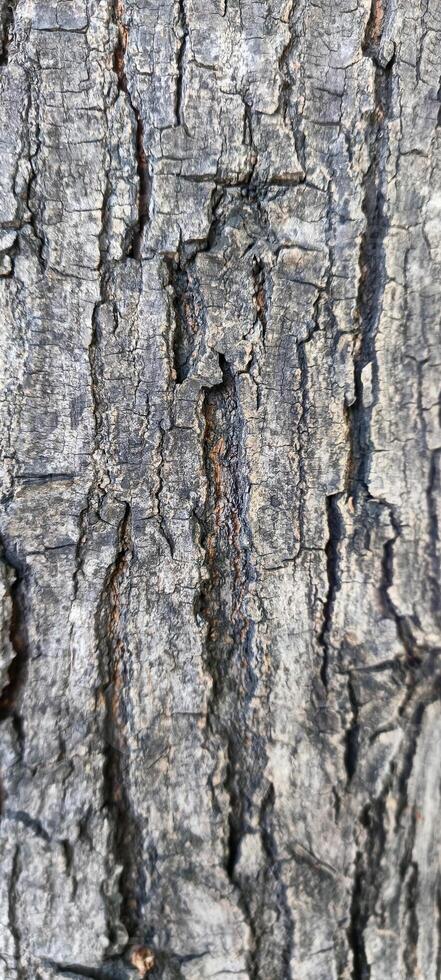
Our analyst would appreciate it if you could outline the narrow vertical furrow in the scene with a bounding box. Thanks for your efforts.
[198,354,293,978]
[199,356,262,973]
[0,535,30,820]
[346,2,395,500]
[0,0,18,65]
[175,0,189,127]
[166,255,206,384]
[113,0,151,259]
[96,504,145,951]
[344,5,396,974]
[200,352,257,754]
[8,845,24,979]
[318,493,343,692]
[0,540,29,726]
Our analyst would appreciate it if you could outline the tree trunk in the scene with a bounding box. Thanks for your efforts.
[0,0,440,977]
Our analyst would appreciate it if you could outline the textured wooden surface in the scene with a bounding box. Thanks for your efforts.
[0,0,440,977]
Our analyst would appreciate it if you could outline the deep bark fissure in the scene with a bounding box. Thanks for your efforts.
[318,493,343,691]
[426,449,441,624]
[199,356,268,976]
[175,0,189,127]
[345,674,360,783]
[0,0,17,65]
[348,784,392,980]
[0,539,29,736]
[166,255,205,384]
[259,784,295,980]
[344,24,401,972]
[96,504,145,949]
[25,75,47,274]
[348,847,372,980]
[403,860,419,979]
[199,354,255,709]
[155,425,174,556]
[113,0,150,259]
[8,845,25,980]
[277,0,306,171]
[347,17,395,500]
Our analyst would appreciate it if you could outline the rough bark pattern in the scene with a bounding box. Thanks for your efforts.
[0,0,440,978]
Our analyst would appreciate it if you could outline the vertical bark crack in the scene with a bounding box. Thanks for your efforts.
[199,355,263,974]
[8,845,25,979]
[175,0,189,128]
[96,504,146,951]
[346,16,395,501]
[0,0,17,65]
[318,493,343,691]
[166,255,205,384]
[113,0,150,259]
[0,538,29,738]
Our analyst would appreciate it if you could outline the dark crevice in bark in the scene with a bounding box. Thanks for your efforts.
[155,426,174,556]
[347,675,440,979]
[348,847,371,980]
[97,504,146,950]
[88,173,116,501]
[165,255,205,384]
[24,75,48,273]
[277,0,306,172]
[344,675,360,783]
[259,783,294,979]
[8,845,25,979]
[113,0,150,259]
[348,788,390,980]
[88,167,111,472]
[5,808,51,841]
[199,355,272,978]
[380,515,417,664]
[0,538,30,773]
[346,22,395,501]
[251,255,267,347]
[199,353,255,710]
[362,0,385,59]
[197,351,292,977]
[426,448,441,624]
[0,0,17,64]
[403,860,419,979]
[318,493,342,691]
[296,341,309,568]
[394,700,426,830]
[48,962,132,980]
[175,0,189,127]
[250,254,269,408]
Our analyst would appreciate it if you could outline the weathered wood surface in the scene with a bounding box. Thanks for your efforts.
[0,0,440,977]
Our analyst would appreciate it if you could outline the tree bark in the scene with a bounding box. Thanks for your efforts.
[0,0,440,977]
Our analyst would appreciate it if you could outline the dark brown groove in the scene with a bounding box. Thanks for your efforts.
[199,355,259,975]
[0,538,29,726]
[318,493,343,691]
[0,0,18,65]
[175,0,189,126]
[113,0,150,259]
[165,255,205,384]
[346,17,395,500]
[96,504,146,948]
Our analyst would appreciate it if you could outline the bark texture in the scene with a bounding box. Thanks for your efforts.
[0,0,440,977]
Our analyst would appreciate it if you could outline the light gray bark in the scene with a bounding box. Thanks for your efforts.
[0,0,440,978]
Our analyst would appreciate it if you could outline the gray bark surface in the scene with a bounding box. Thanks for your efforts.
[0,0,440,977]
